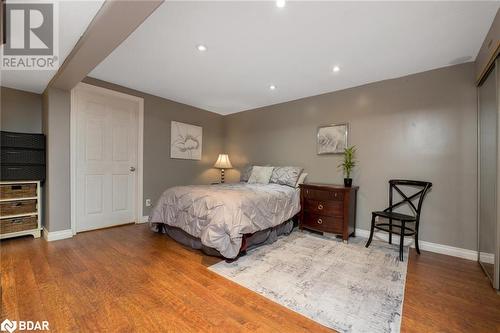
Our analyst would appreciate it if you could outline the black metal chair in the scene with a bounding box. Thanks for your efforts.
[365,180,432,261]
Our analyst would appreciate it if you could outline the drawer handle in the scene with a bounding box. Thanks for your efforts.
[317,218,323,225]
[11,219,24,224]
[318,204,324,210]
[333,193,338,198]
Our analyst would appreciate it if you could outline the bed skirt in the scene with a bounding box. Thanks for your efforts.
[151,218,296,259]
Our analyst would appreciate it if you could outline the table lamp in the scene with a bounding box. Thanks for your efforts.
[214,154,232,183]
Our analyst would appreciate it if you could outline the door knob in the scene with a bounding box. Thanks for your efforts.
[130,166,136,172]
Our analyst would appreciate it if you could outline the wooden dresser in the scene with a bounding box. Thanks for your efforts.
[0,181,41,239]
[299,183,358,242]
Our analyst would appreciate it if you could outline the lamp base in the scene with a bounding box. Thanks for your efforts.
[220,169,225,183]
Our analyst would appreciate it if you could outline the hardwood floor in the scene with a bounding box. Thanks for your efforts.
[1,224,499,332]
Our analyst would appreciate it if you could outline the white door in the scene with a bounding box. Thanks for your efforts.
[74,85,141,232]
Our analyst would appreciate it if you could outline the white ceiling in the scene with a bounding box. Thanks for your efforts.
[1,0,104,93]
[90,1,498,115]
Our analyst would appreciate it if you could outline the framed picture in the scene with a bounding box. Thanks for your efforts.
[317,123,349,154]
[170,121,202,160]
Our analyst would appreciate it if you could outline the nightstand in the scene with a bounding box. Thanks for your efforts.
[299,183,358,242]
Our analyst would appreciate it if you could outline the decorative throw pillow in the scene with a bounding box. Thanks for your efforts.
[270,166,304,187]
[240,165,253,182]
[295,172,308,188]
[248,166,274,184]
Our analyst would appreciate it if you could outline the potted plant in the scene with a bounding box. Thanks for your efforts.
[338,146,357,187]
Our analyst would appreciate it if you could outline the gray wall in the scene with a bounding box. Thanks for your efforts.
[42,87,71,232]
[2,64,478,251]
[224,63,478,250]
[83,77,225,216]
[1,86,42,133]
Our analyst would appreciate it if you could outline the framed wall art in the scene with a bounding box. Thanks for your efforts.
[170,121,202,160]
[317,123,349,155]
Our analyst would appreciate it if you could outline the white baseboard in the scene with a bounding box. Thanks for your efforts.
[43,228,73,242]
[137,216,149,223]
[356,228,478,261]
[479,252,495,264]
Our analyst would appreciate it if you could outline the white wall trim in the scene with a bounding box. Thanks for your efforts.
[479,252,496,265]
[70,82,144,235]
[356,228,478,261]
[70,88,77,235]
[43,228,73,242]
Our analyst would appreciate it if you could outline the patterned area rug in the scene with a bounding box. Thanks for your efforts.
[209,231,408,333]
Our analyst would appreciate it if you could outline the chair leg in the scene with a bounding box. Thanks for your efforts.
[415,231,421,255]
[388,218,393,244]
[365,214,376,248]
[399,222,405,261]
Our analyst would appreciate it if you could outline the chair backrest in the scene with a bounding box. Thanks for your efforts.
[387,179,432,219]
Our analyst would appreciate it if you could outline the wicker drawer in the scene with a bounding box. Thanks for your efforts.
[0,183,37,199]
[1,131,45,150]
[303,199,343,217]
[303,188,344,201]
[1,149,45,165]
[0,165,46,182]
[0,215,38,234]
[0,200,37,216]
[302,212,343,234]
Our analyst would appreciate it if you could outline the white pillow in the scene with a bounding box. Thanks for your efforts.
[295,173,308,188]
[248,166,274,184]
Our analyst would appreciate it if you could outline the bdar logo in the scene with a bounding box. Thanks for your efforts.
[0,319,17,333]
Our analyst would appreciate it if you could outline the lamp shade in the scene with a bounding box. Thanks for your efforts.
[214,154,232,169]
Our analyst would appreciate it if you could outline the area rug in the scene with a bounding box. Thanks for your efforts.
[209,231,408,333]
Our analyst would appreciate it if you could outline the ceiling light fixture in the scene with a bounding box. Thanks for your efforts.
[276,0,286,8]
[197,44,207,52]
[269,85,276,90]
[333,65,340,73]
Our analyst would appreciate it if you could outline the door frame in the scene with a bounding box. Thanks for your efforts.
[477,59,500,290]
[70,82,144,235]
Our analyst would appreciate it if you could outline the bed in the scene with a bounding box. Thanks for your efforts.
[148,182,301,259]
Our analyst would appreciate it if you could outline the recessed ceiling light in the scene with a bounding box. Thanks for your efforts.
[276,0,286,8]
[269,85,276,90]
[333,65,340,73]
[197,44,207,52]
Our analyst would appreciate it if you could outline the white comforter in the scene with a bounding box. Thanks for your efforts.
[149,183,300,258]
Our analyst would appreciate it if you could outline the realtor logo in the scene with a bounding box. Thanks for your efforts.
[0,319,49,332]
[0,319,16,333]
[1,1,59,70]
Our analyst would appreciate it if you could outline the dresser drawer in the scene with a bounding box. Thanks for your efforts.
[304,199,343,217]
[303,188,343,201]
[0,183,37,199]
[0,215,38,234]
[0,200,37,216]
[302,212,343,233]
